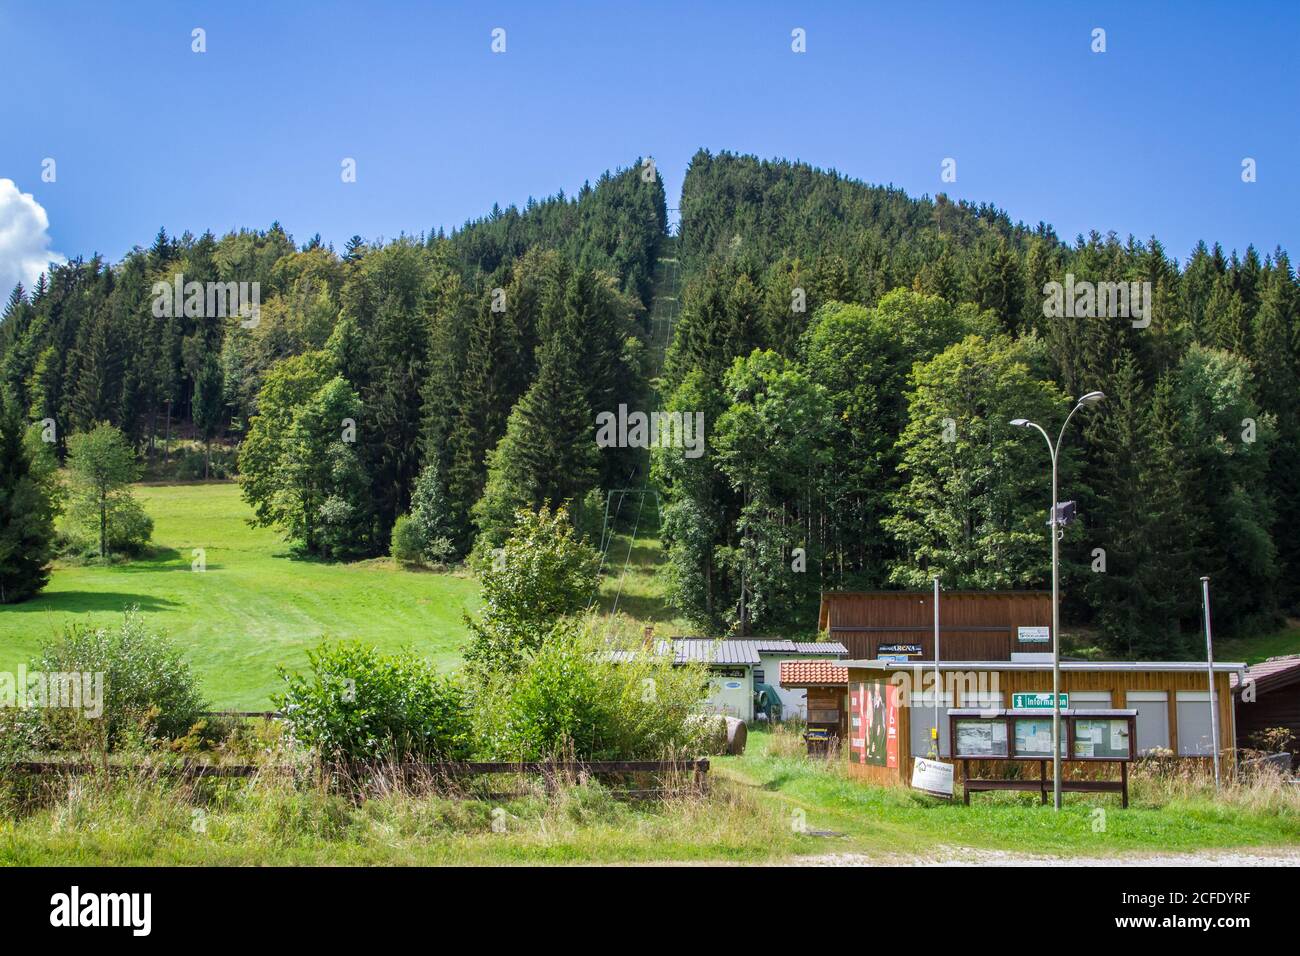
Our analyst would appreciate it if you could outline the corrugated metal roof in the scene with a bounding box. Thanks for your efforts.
[791,641,848,655]
[611,639,847,667]
[680,640,761,665]
[749,639,847,656]
[619,639,760,666]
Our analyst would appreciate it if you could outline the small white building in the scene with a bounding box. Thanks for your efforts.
[751,640,849,719]
[609,638,847,723]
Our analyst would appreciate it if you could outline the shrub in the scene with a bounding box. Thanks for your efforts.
[104,495,154,555]
[35,608,207,748]
[390,514,424,566]
[66,489,154,557]
[473,617,710,761]
[388,465,460,567]
[160,444,238,481]
[276,642,473,763]
[464,504,599,674]
[425,536,456,566]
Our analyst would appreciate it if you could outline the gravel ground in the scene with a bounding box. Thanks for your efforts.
[793,845,1300,866]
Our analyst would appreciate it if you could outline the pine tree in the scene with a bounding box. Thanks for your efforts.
[1084,356,1195,656]
[1251,256,1300,610]
[0,388,58,603]
[472,338,599,552]
[192,354,224,479]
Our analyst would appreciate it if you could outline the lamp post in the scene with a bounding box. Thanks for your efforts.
[1010,390,1104,811]
[933,576,941,758]
[1201,576,1221,790]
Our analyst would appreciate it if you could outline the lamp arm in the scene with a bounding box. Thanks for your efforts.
[1057,401,1086,451]
[1022,420,1056,465]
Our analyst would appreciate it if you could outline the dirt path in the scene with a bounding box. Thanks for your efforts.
[792,845,1300,866]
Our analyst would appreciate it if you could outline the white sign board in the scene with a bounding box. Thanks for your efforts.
[1018,626,1051,643]
[911,757,954,798]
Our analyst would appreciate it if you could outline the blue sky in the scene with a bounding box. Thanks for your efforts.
[1,0,1296,280]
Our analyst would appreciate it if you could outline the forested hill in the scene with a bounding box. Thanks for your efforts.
[0,161,665,561]
[3,149,1298,659]
[449,163,666,309]
[655,149,1299,655]
[679,148,1045,281]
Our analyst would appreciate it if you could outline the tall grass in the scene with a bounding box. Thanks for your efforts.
[0,764,801,865]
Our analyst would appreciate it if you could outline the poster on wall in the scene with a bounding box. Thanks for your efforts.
[851,680,898,767]
[849,685,864,762]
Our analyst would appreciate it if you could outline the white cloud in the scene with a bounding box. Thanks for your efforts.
[0,178,65,295]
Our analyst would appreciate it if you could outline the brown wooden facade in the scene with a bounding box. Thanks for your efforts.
[844,663,1238,786]
[1233,659,1300,767]
[819,591,1052,661]
[805,686,848,739]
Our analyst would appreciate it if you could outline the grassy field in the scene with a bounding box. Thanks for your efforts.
[2,728,1296,865]
[1219,620,1300,664]
[0,482,479,710]
[1,476,1295,719]
[712,730,1300,857]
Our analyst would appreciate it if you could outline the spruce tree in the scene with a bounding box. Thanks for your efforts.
[472,337,599,552]
[0,389,58,603]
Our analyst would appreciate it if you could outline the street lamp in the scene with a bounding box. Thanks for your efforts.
[1009,390,1104,811]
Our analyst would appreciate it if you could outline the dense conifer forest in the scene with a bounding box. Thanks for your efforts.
[3,150,1296,657]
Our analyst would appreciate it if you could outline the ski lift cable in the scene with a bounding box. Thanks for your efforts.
[605,485,650,635]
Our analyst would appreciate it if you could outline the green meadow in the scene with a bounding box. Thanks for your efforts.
[0,482,479,709]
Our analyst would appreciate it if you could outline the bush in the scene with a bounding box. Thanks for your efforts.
[408,462,457,556]
[473,617,711,761]
[390,514,423,566]
[105,495,154,555]
[66,491,154,557]
[35,609,207,748]
[388,464,460,567]
[276,642,473,763]
[464,504,599,674]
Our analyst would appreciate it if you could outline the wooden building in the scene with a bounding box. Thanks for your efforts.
[1233,655,1300,767]
[839,659,1243,786]
[818,590,1052,662]
[779,660,848,739]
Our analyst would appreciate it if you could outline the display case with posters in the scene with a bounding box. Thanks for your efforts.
[947,708,1137,807]
[1012,717,1068,758]
[949,709,1135,762]
[1070,714,1134,761]
[953,718,1008,757]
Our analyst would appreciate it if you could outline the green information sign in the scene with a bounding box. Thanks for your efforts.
[1012,692,1068,710]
